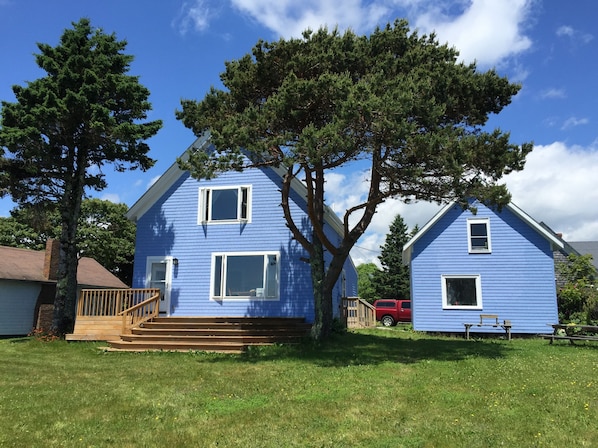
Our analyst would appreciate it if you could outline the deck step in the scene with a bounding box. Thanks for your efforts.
[105,340,245,353]
[132,327,309,337]
[105,317,311,353]
[120,334,300,344]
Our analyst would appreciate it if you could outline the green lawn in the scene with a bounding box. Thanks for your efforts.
[1,328,596,447]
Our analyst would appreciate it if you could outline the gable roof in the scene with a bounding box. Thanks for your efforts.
[0,245,128,288]
[126,134,346,236]
[402,201,565,264]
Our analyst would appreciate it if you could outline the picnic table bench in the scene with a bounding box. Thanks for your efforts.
[542,324,598,344]
[464,314,512,340]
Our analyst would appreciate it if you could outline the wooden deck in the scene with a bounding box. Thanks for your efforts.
[66,288,160,341]
[67,288,369,352]
[66,288,311,352]
[342,297,376,329]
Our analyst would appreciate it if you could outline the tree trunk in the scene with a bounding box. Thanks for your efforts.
[51,148,86,336]
[310,233,334,340]
[51,221,79,335]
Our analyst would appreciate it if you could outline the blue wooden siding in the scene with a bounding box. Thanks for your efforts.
[410,204,558,334]
[132,166,355,322]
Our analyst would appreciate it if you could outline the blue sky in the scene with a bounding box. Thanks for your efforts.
[1,0,597,265]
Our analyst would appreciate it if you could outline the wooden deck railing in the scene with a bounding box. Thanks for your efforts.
[77,288,161,316]
[342,297,376,329]
[118,292,161,334]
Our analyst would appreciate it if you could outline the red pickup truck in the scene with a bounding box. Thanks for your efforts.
[374,299,412,326]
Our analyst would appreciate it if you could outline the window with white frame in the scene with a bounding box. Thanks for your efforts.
[211,252,279,299]
[441,275,482,309]
[467,218,491,253]
[198,186,251,223]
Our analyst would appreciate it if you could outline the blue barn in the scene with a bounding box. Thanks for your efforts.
[402,199,564,335]
[126,135,358,323]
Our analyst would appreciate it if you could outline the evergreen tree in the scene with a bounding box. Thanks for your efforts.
[176,20,532,339]
[373,214,411,299]
[0,19,161,334]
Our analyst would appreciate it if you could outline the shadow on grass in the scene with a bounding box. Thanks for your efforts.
[231,330,513,367]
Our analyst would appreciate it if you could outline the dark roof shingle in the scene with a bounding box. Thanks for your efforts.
[0,245,128,288]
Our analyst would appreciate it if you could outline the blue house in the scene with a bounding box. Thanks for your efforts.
[402,199,564,334]
[126,135,358,324]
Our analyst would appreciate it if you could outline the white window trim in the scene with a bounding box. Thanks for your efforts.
[467,218,491,253]
[198,185,252,225]
[210,251,280,301]
[441,274,483,310]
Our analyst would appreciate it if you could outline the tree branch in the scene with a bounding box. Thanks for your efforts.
[280,166,314,256]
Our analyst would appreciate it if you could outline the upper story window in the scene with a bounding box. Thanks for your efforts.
[467,218,491,253]
[199,186,251,224]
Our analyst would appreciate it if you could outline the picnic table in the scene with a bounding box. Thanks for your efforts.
[543,324,598,344]
[464,314,512,340]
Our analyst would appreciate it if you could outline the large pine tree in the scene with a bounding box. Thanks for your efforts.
[0,19,161,334]
[176,20,532,339]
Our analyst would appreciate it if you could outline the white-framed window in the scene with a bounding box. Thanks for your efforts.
[210,252,279,300]
[198,185,251,224]
[467,218,491,253]
[441,275,482,309]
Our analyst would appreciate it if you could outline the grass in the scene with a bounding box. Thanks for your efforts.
[1,327,597,447]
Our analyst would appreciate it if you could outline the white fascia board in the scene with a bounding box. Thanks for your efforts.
[126,133,211,221]
[506,202,565,250]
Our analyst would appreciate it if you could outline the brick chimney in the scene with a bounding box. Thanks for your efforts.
[43,239,60,280]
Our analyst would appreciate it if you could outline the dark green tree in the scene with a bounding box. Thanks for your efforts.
[372,214,411,299]
[0,19,161,335]
[176,20,532,339]
[356,263,381,303]
[0,199,136,285]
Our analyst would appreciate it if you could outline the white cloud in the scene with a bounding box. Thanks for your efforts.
[561,116,589,130]
[174,0,218,35]
[414,0,533,67]
[228,0,535,69]
[503,141,598,241]
[557,24,594,44]
[540,88,566,99]
[230,0,390,38]
[556,25,574,37]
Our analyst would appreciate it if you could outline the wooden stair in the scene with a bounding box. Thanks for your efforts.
[105,317,311,353]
